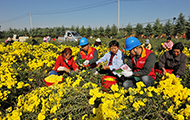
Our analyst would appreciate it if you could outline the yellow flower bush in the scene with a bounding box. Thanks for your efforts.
[0,41,190,120]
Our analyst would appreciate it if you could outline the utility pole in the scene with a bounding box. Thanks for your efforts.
[118,0,120,33]
[29,13,33,29]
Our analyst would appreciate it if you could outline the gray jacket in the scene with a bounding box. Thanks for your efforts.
[158,50,187,76]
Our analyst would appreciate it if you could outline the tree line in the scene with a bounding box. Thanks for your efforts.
[0,13,190,39]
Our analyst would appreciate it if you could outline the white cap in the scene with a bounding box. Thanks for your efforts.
[145,39,149,44]
[95,38,101,42]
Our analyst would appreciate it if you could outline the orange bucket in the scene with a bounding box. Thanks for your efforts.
[101,76,118,89]
[44,78,63,87]
[155,69,173,74]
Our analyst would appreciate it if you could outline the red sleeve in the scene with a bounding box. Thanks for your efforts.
[71,57,79,71]
[53,55,62,71]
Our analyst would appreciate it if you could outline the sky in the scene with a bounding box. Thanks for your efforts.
[0,0,190,31]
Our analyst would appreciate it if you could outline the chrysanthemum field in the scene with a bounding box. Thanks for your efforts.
[0,39,190,120]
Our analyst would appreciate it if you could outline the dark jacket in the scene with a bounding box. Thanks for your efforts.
[158,50,187,76]
[126,47,156,78]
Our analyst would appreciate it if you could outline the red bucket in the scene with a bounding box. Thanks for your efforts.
[44,78,63,87]
[101,76,118,89]
[155,69,173,74]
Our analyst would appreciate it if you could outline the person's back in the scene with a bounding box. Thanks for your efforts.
[32,39,38,45]
[43,37,48,42]
[5,37,14,46]
[46,36,51,43]
[16,35,19,42]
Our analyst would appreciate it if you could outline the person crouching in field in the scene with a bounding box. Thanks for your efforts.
[122,37,156,89]
[4,37,14,47]
[162,36,173,50]
[49,48,79,75]
[76,37,98,70]
[158,42,187,78]
[141,39,152,50]
[94,38,102,47]
[96,40,124,75]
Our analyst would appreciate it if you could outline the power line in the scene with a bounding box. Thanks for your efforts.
[0,0,117,24]
[32,0,117,15]
[32,0,116,15]
[0,13,29,24]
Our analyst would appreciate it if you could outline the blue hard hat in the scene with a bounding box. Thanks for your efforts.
[125,37,141,51]
[79,37,89,46]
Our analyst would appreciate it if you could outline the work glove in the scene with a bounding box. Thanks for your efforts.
[83,60,90,66]
[94,71,99,75]
[57,66,66,71]
[120,71,133,77]
[79,63,83,66]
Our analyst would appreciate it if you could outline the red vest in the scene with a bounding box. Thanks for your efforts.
[132,48,156,80]
[79,47,96,67]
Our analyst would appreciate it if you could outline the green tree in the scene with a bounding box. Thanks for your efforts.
[104,25,111,38]
[153,18,163,37]
[110,24,117,38]
[37,28,43,37]
[116,30,125,39]
[0,31,3,39]
[125,23,133,36]
[98,26,104,37]
[92,27,98,38]
[79,25,86,37]
[42,28,49,37]
[13,29,20,35]
[174,13,186,36]
[86,26,92,38]
[75,26,79,34]
[54,27,61,37]
[186,16,190,40]
[144,23,153,37]
[6,27,14,37]
[164,20,172,36]
[0,25,2,38]
[60,25,66,36]
[29,28,37,37]
[135,23,144,37]
[22,27,29,36]
[70,25,75,31]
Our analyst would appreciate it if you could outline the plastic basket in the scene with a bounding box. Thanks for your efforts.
[44,78,63,87]
[155,69,173,74]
